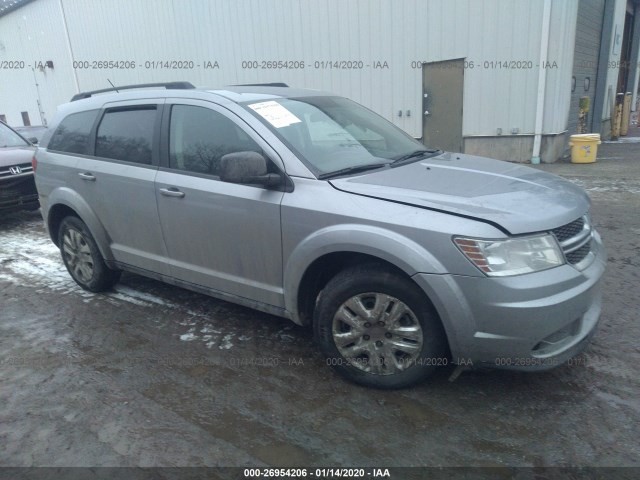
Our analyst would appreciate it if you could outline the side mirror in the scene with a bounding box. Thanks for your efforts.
[219,151,281,188]
[28,137,39,145]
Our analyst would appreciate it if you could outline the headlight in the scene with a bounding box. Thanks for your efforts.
[454,234,564,277]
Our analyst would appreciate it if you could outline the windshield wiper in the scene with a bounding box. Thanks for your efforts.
[318,163,389,180]
[391,149,441,166]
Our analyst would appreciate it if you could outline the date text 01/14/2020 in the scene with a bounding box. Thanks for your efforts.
[243,468,391,478]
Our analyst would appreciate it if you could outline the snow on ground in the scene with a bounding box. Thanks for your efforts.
[604,137,640,143]
[564,177,640,196]
[0,228,82,295]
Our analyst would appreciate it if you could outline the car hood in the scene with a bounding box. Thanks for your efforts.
[329,152,590,234]
[0,146,35,168]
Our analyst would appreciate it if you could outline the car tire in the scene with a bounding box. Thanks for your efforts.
[314,263,447,389]
[58,216,121,292]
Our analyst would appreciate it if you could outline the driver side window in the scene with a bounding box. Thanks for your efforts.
[169,105,262,176]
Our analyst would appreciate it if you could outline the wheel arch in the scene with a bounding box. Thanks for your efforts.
[46,188,115,262]
[284,224,448,327]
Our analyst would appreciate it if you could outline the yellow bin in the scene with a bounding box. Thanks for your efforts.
[569,133,601,164]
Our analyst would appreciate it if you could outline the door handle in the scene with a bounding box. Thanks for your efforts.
[78,172,96,181]
[159,187,185,198]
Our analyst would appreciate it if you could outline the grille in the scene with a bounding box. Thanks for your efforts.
[565,241,591,264]
[0,178,37,197]
[551,217,585,243]
[551,215,592,266]
[0,162,33,179]
[0,173,37,208]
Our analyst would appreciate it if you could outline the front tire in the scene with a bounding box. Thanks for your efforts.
[314,264,447,389]
[58,216,121,292]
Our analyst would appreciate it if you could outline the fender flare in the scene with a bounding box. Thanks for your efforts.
[284,224,447,323]
[47,187,115,262]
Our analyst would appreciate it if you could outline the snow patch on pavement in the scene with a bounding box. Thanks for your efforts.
[218,334,234,350]
[565,177,640,195]
[0,223,242,350]
[603,137,640,143]
[113,285,174,307]
[107,292,152,307]
[0,230,78,293]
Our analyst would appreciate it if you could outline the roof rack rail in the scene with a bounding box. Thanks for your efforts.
[231,82,289,87]
[70,81,196,101]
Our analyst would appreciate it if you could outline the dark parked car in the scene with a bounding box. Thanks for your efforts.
[0,121,38,213]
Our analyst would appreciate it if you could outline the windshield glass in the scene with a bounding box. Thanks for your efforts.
[0,122,29,148]
[243,96,429,175]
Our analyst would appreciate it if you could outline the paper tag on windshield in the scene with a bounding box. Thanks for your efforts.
[248,101,301,128]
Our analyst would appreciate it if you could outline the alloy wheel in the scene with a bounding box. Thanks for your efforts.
[332,292,424,375]
[62,228,94,283]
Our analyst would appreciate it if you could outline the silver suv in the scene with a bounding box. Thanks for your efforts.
[34,82,606,388]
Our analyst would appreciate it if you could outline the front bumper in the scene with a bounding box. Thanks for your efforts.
[0,174,39,212]
[413,230,606,371]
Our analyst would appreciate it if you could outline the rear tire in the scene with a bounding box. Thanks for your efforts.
[314,263,447,389]
[58,216,121,292]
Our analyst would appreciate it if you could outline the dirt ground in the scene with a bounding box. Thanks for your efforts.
[0,141,638,470]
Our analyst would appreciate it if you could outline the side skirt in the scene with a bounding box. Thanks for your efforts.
[108,260,292,321]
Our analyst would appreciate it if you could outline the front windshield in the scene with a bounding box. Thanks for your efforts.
[244,96,430,175]
[0,122,29,148]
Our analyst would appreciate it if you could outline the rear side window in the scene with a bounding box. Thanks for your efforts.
[47,110,99,154]
[169,105,261,176]
[95,107,156,164]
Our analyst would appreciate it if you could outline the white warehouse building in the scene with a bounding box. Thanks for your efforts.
[0,0,638,162]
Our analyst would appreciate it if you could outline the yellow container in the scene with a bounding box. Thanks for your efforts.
[569,133,601,164]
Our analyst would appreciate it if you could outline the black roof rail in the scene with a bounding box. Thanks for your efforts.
[230,82,289,87]
[70,81,196,101]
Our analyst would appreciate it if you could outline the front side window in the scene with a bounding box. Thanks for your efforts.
[95,107,156,164]
[169,105,261,176]
[0,121,29,148]
[47,110,99,154]
[244,96,428,176]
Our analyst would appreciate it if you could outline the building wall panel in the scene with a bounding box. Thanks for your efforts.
[0,0,76,125]
[543,0,579,134]
[0,0,578,148]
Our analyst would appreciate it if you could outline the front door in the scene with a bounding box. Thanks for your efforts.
[422,58,464,152]
[155,100,285,308]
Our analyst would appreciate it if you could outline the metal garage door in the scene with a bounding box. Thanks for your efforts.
[567,0,606,136]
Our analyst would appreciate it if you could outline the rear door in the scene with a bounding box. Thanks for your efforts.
[71,100,169,275]
[155,99,285,307]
